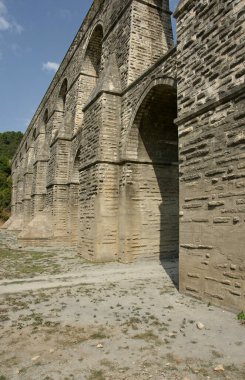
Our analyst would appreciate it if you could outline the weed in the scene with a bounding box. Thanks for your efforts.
[235,341,243,346]
[100,359,116,370]
[122,316,141,330]
[225,363,239,372]
[31,313,43,326]
[212,350,223,358]
[237,311,245,322]
[133,330,161,344]
[0,315,9,322]
[89,330,108,340]
[88,369,106,380]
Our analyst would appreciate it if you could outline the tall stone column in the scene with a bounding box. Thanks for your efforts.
[46,114,72,243]
[31,131,49,217]
[23,146,34,225]
[78,55,122,261]
[8,159,25,232]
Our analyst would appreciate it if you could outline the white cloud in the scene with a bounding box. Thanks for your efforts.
[0,17,9,31]
[0,1,9,31]
[0,0,23,33]
[42,61,60,73]
[0,1,6,15]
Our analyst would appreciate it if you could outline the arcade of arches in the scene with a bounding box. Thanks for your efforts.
[4,0,245,312]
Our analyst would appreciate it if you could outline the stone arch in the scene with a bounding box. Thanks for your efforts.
[83,24,103,77]
[43,109,49,127]
[32,128,37,141]
[119,79,179,270]
[57,78,68,113]
[73,23,104,134]
[81,24,104,101]
[41,109,49,145]
[52,79,68,139]
[122,76,177,160]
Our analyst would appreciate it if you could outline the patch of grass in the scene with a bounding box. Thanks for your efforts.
[235,341,243,346]
[225,363,239,372]
[237,311,245,322]
[100,359,116,370]
[88,369,106,380]
[122,316,141,330]
[212,350,223,359]
[133,330,161,344]
[0,375,7,380]
[30,313,44,326]
[2,297,29,313]
[89,330,108,340]
[0,315,9,322]
[0,248,60,280]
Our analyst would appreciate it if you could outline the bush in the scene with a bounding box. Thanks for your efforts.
[0,131,23,220]
[237,311,245,321]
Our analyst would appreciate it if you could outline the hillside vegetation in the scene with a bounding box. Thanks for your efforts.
[0,131,23,221]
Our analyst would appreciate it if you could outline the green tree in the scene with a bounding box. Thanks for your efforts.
[0,131,23,221]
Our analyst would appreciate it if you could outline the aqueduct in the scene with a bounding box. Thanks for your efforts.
[3,0,245,311]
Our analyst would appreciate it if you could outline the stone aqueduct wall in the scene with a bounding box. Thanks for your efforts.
[176,0,245,311]
[4,0,245,311]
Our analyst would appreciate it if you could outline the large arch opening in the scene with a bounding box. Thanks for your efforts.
[57,79,68,113]
[81,24,103,102]
[51,79,68,140]
[84,24,103,78]
[120,82,179,283]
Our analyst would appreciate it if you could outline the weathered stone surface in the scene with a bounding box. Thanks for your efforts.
[177,0,245,312]
[3,0,244,312]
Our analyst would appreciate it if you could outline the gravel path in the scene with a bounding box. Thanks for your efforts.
[0,255,244,380]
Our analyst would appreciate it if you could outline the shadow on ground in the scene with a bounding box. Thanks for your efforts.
[160,258,179,290]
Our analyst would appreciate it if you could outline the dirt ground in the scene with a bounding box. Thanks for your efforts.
[0,242,244,380]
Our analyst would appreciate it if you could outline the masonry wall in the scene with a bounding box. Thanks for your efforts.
[176,0,245,311]
[4,0,244,312]
[8,0,174,251]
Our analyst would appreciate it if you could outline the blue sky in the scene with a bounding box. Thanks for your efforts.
[0,0,179,133]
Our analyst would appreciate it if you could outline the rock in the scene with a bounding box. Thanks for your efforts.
[31,355,40,361]
[96,343,103,348]
[49,348,55,353]
[196,322,205,330]
[214,364,225,372]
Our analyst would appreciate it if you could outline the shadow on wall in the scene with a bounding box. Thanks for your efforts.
[157,166,179,289]
[138,84,179,289]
